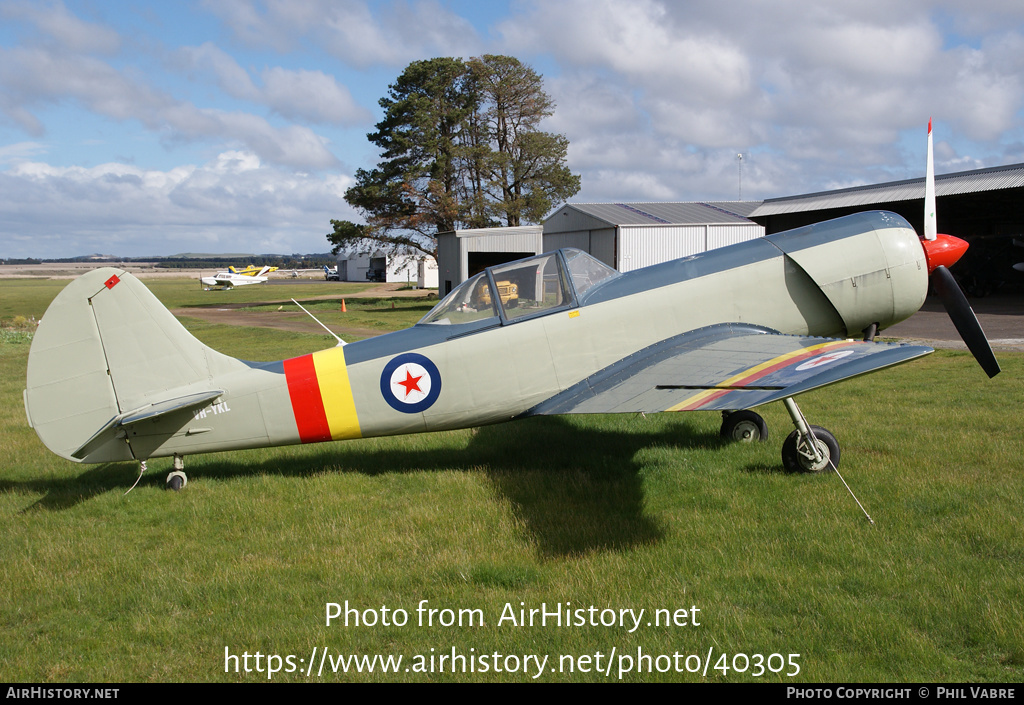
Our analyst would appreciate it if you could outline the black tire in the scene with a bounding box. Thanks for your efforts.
[781,426,840,473]
[166,471,186,491]
[720,410,768,443]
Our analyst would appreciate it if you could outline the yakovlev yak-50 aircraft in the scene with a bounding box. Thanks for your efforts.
[25,124,999,489]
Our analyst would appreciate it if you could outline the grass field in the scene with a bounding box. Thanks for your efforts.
[1,277,1021,683]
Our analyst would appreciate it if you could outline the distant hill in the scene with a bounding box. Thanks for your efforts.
[2,253,336,267]
[169,253,256,259]
[155,253,336,269]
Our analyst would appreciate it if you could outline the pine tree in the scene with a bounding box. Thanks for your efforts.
[328,56,579,259]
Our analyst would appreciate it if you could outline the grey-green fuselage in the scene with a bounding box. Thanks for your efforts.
[25,212,928,464]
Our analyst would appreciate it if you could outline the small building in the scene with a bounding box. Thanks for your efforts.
[435,225,544,296]
[543,202,764,273]
[335,248,438,288]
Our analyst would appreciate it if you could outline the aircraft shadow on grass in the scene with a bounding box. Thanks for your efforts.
[11,416,742,557]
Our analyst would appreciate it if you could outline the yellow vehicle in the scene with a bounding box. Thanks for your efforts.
[477,280,518,307]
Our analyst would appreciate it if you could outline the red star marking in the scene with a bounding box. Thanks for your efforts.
[395,368,423,398]
[802,350,852,369]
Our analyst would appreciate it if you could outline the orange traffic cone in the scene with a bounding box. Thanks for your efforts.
[341,299,347,313]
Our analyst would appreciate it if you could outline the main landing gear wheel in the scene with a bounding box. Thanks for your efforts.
[781,426,840,473]
[720,410,768,442]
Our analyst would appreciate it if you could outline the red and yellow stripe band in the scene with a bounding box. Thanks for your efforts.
[668,340,862,412]
[282,347,362,443]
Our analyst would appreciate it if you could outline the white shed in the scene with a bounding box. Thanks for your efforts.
[543,202,764,272]
[335,247,438,287]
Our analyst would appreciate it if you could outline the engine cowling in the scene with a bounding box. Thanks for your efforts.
[767,211,929,337]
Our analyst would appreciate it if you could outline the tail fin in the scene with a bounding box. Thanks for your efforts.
[25,268,248,462]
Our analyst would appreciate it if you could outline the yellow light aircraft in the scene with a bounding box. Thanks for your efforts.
[228,265,279,276]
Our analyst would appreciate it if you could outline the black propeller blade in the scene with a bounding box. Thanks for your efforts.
[930,265,1001,378]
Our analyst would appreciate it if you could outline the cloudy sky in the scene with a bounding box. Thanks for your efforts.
[2,0,1024,259]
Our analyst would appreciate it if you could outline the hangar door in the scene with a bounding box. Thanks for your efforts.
[467,252,536,278]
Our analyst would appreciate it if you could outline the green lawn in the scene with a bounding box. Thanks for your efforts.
[1,277,1021,682]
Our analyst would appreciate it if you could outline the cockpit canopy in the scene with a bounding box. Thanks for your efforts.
[419,249,619,326]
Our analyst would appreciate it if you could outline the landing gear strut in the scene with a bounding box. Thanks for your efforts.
[778,397,873,522]
[720,410,768,442]
[166,454,187,491]
[780,397,840,473]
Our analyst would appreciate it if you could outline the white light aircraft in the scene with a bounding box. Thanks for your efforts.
[200,265,275,289]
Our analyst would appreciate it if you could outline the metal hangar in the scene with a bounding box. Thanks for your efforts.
[542,201,764,272]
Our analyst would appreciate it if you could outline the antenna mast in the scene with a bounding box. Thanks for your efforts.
[736,153,744,200]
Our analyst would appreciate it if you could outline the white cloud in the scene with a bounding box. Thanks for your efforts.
[174,42,259,100]
[501,0,753,103]
[204,0,482,67]
[0,0,121,54]
[260,67,372,125]
[0,44,341,169]
[498,0,1024,200]
[198,0,311,53]
[174,42,372,126]
[159,104,340,169]
[0,152,356,258]
[3,0,1024,259]
[0,141,48,165]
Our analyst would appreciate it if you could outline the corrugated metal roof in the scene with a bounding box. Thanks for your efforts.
[445,225,543,239]
[558,201,758,226]
[751,162,1024,216]
[706,201,763,218]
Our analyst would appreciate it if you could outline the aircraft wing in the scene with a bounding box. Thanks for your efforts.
[526,323,932,416]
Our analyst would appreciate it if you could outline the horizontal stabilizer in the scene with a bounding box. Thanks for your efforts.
[71,389,224,460]
[119,389,225,426]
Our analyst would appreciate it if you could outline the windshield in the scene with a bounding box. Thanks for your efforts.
[562,248,619,297]
[489,252,571,321]
[419,272,498,325]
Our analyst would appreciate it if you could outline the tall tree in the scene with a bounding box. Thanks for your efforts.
[469,55,580,227]
[337,58,473,258]
[328,56,579,259]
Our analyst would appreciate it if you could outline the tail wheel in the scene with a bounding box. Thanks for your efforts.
[781,426,839,473]
[166,470,187,491]
[720,410,768,443]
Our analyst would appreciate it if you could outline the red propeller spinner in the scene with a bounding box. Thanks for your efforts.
[921,231,968,273]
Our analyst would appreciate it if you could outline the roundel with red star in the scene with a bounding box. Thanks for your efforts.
[795,349,856,372]
[380,353,442,413]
